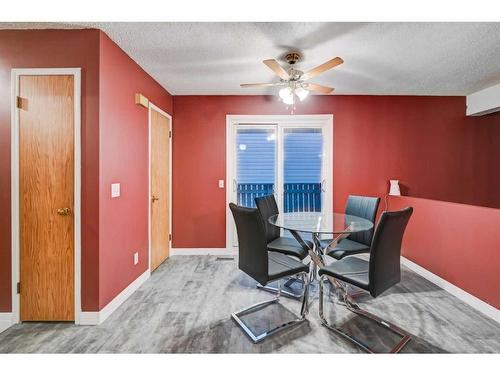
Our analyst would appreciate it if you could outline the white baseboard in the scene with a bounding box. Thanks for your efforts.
[401,257,500,323]
[170,248,236,256]
[79,269,150,325]
[0,312,14,334]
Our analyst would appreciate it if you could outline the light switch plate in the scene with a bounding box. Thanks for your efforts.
[218,180,224,188]
[111,183,120,198]
[134,252,139,265]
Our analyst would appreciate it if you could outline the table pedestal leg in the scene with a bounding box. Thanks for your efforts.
[289,230,351,296]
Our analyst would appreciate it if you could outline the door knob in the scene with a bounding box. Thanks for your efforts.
[56,207,71,216]
[152,195,159,203]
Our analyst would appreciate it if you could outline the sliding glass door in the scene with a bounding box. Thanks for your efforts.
[226,115,333,249]
[282,127,324,213]
[235,127,276,208]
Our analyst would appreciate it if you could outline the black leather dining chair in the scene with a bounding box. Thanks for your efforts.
[255,195,312,299]
[255,195,312,260]
[318,207,413,353]
[323,195,380,260]
[229,203,310,343]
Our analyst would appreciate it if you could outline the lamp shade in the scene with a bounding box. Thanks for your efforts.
[389,180,401,196]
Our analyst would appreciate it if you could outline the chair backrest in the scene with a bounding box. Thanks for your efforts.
[229,203,269,285]
[345,195,380,246]
[255,195,280,243]
[368,207,413,297]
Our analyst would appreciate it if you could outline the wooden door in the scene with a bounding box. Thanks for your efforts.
[150,109,171,271]
[19,75,75,321]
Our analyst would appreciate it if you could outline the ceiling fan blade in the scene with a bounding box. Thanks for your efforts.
[263,59,290,80]
[301,57,344,81]
[240,82,285,88]
[304,83,335,94]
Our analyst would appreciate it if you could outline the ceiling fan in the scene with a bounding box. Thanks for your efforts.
[240,52,343,105]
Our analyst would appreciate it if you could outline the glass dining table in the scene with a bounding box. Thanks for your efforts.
[268,212,374,283]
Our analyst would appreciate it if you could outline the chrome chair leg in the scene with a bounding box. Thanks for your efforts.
[299,273,310,316]
[318,277,411,353]
[232,272,310,344]
[343,282,369,299]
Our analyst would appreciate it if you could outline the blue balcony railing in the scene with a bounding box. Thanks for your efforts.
[283,183,322,212]
[237,183,274,208]
[237,183,322,212]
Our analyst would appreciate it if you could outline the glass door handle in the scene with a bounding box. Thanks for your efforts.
[321,179,327,192]
[233,179,237,192]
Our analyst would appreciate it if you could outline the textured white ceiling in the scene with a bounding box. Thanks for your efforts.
[2,22,500,95]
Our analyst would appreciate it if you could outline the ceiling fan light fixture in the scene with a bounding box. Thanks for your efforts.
[283,94,294,105]
[295,87,309,102]
[241,53,341,108]
[279,87,294,105]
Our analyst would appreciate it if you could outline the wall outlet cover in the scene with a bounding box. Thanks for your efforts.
[134,252,139,265]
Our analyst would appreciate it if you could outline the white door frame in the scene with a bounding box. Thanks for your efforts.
[11,68,82,324]
[225,114,334,251]
[148,102,173,271]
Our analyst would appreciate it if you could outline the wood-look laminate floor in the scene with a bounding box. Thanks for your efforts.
[0,256,499,353]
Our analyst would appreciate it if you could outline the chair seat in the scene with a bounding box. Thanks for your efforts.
[268,236,311,260]
[318,256,370,291]
[268,251,309,283]
[325,238,370,260]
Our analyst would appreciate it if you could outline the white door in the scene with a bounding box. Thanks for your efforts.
[226,115,333,249]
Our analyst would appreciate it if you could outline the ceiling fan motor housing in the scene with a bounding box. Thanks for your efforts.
[285,52,301,65]
[285,52,303,80]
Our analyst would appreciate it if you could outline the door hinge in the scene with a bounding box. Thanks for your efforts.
[169,130,172,138]
[169,233,172,242]
[16,96,24,109]
[17,282,21,294]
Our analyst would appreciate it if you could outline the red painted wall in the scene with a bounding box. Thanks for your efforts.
[172,95,500,249]
[98,32,173,309]
[0,29,173,313]
[389,196,500,309]
[0,29,101,312]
